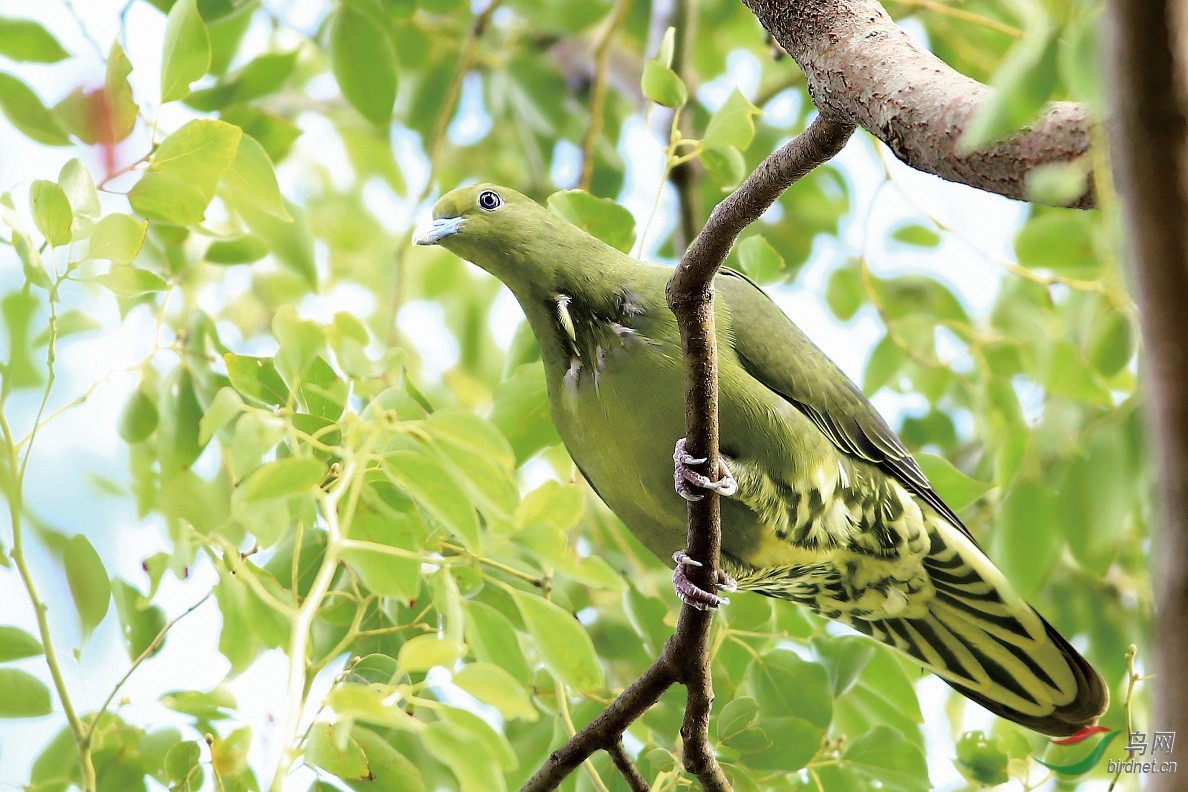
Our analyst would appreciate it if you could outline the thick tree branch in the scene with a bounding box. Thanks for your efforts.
[740,0,1096,208]
[1103,2,1188,790]
[519,113,854,792]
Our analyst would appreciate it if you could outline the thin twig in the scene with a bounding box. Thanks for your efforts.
[579,0,633,190]
[87,590,214,739]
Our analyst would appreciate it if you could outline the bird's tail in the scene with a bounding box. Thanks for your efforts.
[850,517,1109,737]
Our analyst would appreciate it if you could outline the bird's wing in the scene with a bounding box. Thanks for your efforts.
[717,268,974,543]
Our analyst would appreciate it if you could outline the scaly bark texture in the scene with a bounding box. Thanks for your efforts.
[741,0,1095,208]
[1104,1,1188,787]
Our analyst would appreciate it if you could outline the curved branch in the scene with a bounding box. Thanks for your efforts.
[519,114,854,792]
[740,0,1095,208]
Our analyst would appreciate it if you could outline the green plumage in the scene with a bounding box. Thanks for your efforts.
[416,184,1108,736]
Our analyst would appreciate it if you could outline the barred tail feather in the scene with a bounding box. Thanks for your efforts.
[851,517,1109,737]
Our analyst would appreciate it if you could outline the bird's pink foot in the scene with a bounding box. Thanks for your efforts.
[673,438,738,502]
[672,550,737,610]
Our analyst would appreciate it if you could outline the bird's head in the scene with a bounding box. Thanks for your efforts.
[413,183,618,295]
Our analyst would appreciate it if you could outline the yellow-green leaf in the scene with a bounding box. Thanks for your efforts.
[703,89,762,151]
[329,2,397,124]
[87,213,147,264]
[221,132,291,221]
[242,457,325,501]
[397,634,466,673]
[90,266,168,297]
[641,60,686,108]
[29,180,71,246]
[160,0,211,103]
[0,625,43,661]
[0,17,70,62]
[0,668,52,717]
[452,662,538,721]
[509,588,603,691]
[64,534,110,640]
[0,72,69,146]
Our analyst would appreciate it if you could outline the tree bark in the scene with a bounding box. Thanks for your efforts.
[1104,1,1188,785]
[741,0,1096,208]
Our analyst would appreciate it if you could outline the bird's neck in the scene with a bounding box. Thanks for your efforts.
[503,245,663,387]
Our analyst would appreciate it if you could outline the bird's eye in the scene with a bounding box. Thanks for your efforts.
[477,190,503,211]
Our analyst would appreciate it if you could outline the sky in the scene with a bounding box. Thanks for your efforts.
[0,1,1050,790]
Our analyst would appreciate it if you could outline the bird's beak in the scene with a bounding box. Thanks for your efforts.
[413,216,464,246]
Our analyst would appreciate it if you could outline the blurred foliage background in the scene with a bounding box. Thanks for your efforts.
[0,0,1151,790]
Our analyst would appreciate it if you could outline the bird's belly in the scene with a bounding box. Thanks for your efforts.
[548,337,695,559]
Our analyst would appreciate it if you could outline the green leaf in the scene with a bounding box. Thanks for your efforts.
[224,354,288,407]
[58,159,100,239]
[546,189,635,252]
[324,685,422,732]
[490,363,560,462]
[220,132,291,221]
[111,579,167,660]
[736,234,785,283]
[889,223,941,249]
[811,634,877,698]
[991,480,1059,599]
[702,145,746,187]
[145,119,243,203]
[64,534,110,640]
[347,727,426,792]
[816,725,930,792]
[90,266,168,297]
[0,668,52,717]
[343,512,421,601]
[744,649,831,729]
[1090,310,1134,376]
[702,89,762,151]
[397,634,466,673]
[641,60,687,108]
[0,625,43,661]
[186,49,299,111]
[160,0,211,102]
[826,263,863,320]
[329,1,397,124]
[961,30,1057,150]
[423,410,518,523]
[717,696,760,742]
[0,17,70,62]
[164,740,203,789]
[125,172,207,226]
[954,730,1009,787]
[421,718,509,792]
[29,180,72,247]
[242,456,325,501]
[306,722,372,780]
[87,213,147,264]
[385,441,481,551]
[199,386,244,445]
[1014,212,1097,271]
[452,662,538,721]
[0,72,69,145]
[205,233,269,264]
[104,43,138,142]
[463,600,531,683]
[656,26,676,67]
[118,388,159,444]
[1025,159,1090,206]
[509,588,603,691]
[915,453,992,511]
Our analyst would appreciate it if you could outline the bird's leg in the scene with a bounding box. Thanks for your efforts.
[673,437,738,502]
[672,551,738,610]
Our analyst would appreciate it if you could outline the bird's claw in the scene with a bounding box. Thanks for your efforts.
[672,551,737,610]
[673,438,738,502]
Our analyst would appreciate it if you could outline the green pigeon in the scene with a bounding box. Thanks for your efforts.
[414,183,1108,736]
